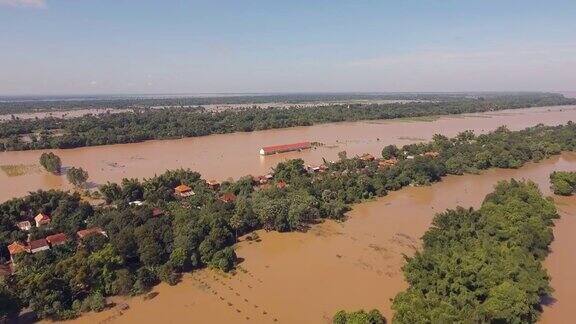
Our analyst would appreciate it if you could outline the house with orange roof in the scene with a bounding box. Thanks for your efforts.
[34,213,51,228]
[174,184,194,197]
[378,157,398,168]
[423,151,440,158]
[7,241,29,263]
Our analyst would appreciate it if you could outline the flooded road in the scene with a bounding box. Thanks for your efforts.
[2,105,576,202]
[68,153,576,324]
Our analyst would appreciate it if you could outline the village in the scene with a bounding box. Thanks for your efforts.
[3,141,440,269]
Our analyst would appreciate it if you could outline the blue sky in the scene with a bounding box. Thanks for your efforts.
[1,0,575,95]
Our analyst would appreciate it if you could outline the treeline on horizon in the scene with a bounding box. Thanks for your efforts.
[1,122,575,320]
[392,180,557,323]
[0,92,566,114]
[1,93,575,151]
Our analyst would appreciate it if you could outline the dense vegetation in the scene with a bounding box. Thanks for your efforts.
[39,152,61,174]
[1,122,576,319]
[1,93,574,151]
[333,309,386,324]
[549,171,576,196]
[392,180,558,323]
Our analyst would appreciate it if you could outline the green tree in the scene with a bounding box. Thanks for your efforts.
[39,152,62,173]
[66,167,89,188]
[333,309,386,324]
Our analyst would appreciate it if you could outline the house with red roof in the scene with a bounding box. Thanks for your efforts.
[46,233,69,247]
[34,213,51,228]
[259,142,311,155]
[219,192,237,203]
[276,180,287,189]
[77,227,108,239]
[29,238,50,254]
[151,208,165,217]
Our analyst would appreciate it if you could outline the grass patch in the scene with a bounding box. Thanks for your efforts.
[0,164,40,177]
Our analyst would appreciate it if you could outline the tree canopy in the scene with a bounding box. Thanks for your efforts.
[392,180,558,323]
[550,171,576,196]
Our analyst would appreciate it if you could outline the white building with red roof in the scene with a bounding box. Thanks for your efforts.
[259,142,311,155]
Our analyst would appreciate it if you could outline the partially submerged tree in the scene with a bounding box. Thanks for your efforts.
[66,167,89,188]
[39,152,62,174]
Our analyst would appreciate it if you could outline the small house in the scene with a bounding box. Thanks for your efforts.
[276,180,287,189]
[360,153,375,161]
[423,151,440,158]
[151,208,165,217]
[378,157,398,168]
[34,213,51,228]
[46,233,69,247]
[29,239,50,254]
[252,175,268,185]
[219,192,237,204]
[17,221,32,231]
[174,184,194,197]
[206,180,220,190]
[306,165,321,173]
[77,227,108,239]
[7,241,29,262]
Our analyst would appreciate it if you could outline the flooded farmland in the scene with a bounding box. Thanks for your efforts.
[66,153,576,324]
[1,105,576,201]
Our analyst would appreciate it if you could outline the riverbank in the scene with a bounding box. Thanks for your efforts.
[2,105,576,202]
[65,152,576,324]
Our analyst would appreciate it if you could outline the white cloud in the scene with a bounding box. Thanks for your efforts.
[0,0,46,8]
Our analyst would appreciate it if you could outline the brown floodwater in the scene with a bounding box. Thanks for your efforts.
[1,105,576,202]
[62,153,576,324]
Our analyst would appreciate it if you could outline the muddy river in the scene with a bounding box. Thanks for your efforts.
[64,152,575,324]
[1,105,576,202]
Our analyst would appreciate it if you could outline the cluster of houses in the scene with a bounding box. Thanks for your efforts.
[15,212,51,232]
[365,151,440,168]
[7,226,107,265]
[173,174,293,204]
